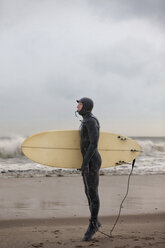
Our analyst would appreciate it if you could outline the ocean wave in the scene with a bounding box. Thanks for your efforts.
[0,136,164,159]
[137,139,165,155]
[0,136,25,158]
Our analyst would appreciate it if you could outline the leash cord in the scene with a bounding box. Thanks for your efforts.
[98,159,135,238]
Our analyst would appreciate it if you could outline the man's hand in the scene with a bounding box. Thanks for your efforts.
[81,164,89,176]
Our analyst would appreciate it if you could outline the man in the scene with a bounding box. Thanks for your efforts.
[76,97,102,241]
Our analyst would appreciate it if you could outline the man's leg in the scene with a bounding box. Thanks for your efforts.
[85,168,100,221]
[82,161,101,241]
[82,172,92,213]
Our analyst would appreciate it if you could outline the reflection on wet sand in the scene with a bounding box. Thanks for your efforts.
[40,201,65,210]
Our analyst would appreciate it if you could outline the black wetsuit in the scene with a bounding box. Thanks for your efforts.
[80,111,102,221]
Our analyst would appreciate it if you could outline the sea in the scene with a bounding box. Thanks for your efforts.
[0,135,164,177]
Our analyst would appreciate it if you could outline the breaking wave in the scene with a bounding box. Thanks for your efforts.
[0,136,25,158]
[135,138,165,155]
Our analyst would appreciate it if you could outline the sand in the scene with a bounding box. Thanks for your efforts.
[0,175,165,248]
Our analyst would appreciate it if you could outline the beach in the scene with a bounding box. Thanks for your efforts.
[0,175,165,248]
[1,0,165,246]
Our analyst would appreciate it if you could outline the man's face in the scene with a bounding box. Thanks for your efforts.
[77,102,83,112]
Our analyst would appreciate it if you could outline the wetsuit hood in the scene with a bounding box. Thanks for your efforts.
[77,97,94,116]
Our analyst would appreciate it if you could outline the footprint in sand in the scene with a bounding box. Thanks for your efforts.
[31,242,43,247]
[134,238,139,241]
[143,237,155,240]
[92,239,100,242]
[89,244,100,247]
[52,230,60,234]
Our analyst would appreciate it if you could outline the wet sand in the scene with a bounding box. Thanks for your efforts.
[0,175,165,247]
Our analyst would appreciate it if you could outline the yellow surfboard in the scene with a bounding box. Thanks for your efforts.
[22,130,141,169]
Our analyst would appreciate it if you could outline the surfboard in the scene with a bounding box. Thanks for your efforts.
[22,130,141,169]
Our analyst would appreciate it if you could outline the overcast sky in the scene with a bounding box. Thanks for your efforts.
[0,0,165,137]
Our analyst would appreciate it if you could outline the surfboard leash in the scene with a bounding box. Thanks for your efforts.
[98,159,136,239]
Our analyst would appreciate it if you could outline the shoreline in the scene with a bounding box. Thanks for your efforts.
[1,168,165,178]
[0,212,164,227]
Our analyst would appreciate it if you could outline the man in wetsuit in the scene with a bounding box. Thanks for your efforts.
[76,97,102,241]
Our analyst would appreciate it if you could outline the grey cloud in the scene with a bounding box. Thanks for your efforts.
[87,0,165,26]
[0,0,164,136]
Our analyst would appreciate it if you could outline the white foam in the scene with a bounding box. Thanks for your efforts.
[0,135,25,158]
[137,139,165,154]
